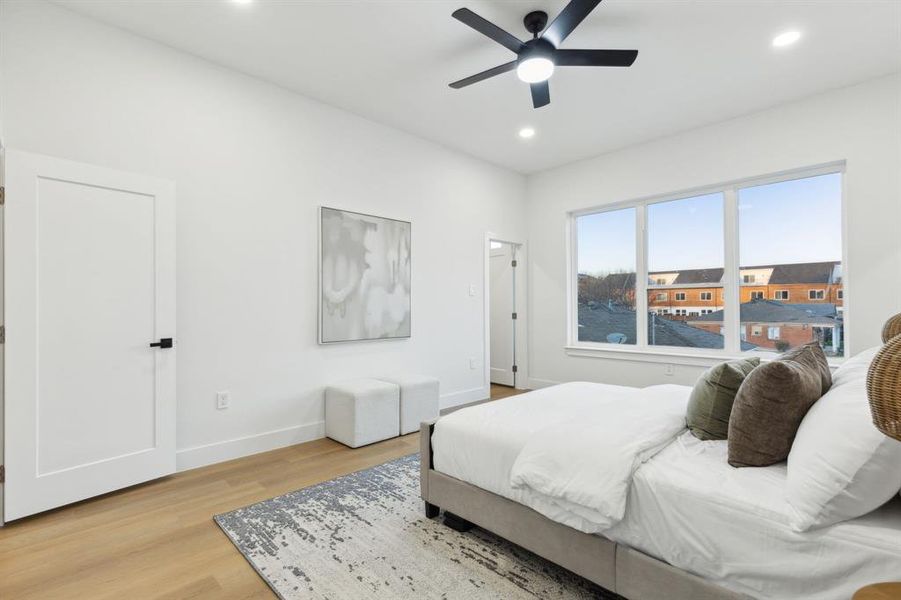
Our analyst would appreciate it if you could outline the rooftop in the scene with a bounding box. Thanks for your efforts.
[579,303,757,350]
[689,299,841,325]
[582,260,842,286]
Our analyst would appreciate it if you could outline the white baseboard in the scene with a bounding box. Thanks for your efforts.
[526,377,561,390]
[440,386,489,410]
[176,387,488,472]
[176,420,325,472]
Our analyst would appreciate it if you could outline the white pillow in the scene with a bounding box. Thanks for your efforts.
[787,347,901,531]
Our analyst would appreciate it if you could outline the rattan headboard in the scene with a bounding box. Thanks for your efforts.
[868,314,901,442]
[881,313,901,343]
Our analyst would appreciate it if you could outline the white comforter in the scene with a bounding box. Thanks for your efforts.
[509,384,691,532]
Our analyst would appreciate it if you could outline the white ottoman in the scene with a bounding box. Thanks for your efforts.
[325,379,400,448]
[378,375,440,435]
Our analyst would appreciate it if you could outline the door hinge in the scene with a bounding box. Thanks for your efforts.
[512,365,518,373]
[511,312,518,320]
[0,465,5,484]
[0,325,5,344]
[511,259,517,268]
[0,186,5,205]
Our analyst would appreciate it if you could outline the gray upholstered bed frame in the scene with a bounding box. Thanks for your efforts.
[420,420,752,600]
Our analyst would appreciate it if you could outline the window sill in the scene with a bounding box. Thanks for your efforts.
[564,345,846,370]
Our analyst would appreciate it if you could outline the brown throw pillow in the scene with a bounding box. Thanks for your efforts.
[784,342,832,394]
[728,343,829,467]
[686,358,760,440]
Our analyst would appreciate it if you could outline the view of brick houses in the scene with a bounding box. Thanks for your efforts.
[575,172,843,355]
[577,260,843,355]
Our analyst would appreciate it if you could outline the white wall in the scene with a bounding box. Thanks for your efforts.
[526,74,901,389]
[0,1,526,469]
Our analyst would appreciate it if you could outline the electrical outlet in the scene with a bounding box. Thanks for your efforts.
[469,357,478,370]
[663,364,675,376]
[216,391,230,410]
[468,284,476,297]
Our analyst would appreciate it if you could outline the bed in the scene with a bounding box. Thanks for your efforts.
[420,381,901,600]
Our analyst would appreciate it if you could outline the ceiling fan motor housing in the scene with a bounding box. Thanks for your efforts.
[519,37,556,64]
[523,10,549,37]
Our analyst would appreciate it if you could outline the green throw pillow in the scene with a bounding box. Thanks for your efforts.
[686,357,760,440]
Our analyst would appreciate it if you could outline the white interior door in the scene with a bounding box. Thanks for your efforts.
[4,150,176,521]
[489,242,516,386]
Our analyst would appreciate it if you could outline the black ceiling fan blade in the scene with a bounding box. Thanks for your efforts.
[554,49,638,67]
[542,0,602,47]
[530,81,550,108]
[452,8,525,54]
[449,61,517,89]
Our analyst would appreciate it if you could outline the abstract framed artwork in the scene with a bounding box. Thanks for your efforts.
[319,206,412,343]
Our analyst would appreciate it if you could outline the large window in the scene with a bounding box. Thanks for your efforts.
[738,172,844,356]
[647,193,725,349]
[571,167,844,357]
[576,207,636,344]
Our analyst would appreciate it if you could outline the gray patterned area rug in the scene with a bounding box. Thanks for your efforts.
[215,454,619,599]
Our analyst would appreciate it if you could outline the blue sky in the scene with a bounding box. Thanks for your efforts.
[577,207,636,275]
[578,173,842,275]
[648,193,723,272]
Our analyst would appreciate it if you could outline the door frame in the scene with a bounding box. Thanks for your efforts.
[483,233,528,392]
[0,148,6,526]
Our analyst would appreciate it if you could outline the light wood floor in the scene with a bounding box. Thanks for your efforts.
[0,384,525,600]
[488,383,523,401]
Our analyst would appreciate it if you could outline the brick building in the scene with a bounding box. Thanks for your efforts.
[577,260,844,355]
[688,300,842,355]
[647,261,842,319]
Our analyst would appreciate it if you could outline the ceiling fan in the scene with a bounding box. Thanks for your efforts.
[448,0,638,108]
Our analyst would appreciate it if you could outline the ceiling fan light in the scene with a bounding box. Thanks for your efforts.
[516,57,555,83]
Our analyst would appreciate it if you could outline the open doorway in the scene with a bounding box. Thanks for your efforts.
[488,240,519,388]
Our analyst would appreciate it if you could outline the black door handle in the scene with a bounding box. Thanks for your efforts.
[149,338,173,349]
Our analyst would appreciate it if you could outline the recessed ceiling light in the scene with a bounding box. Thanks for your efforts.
[232,0,253,5]
[772,30,802,48]
[518,127,536,139]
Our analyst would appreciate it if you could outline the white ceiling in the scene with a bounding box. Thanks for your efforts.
[54,0,901,174]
